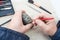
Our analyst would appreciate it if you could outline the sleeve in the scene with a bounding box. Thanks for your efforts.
[50,27,60,40]
[49,21,60,40]
[0,27,29,40]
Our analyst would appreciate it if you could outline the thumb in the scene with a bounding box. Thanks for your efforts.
[25,23,33,30]
[35,19,47,27]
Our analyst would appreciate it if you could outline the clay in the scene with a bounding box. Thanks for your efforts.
[22,12,32,25]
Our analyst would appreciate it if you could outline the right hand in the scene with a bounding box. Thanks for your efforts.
[34,13,57,36]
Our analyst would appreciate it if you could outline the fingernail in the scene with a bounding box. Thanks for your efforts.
[36,20,39,22]
[22,10,25,13]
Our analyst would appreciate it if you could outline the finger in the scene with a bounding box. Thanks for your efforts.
[34,12,53,20]
[38,13,54,23]
[24,23,33,30]
[34,13,44,19]
[41,12,54,18]
[46,19,55,25]
[35,19,47,27]
[37,12,53,18]
[35,19,48,31]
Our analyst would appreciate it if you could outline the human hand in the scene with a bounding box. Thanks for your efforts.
[34,13,57,36]
[7,10,33,33]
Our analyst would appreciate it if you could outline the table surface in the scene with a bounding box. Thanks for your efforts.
[50,0,60,19]
[0,0,60,40]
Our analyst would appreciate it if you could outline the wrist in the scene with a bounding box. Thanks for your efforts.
[48,27,57,36]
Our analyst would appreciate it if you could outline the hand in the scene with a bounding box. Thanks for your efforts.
[6,10,33,33]
[34,13,57,36]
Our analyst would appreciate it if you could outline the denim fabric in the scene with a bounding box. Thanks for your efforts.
[50,21,60,40]
[0,27,29,40]
[50,28,60,40]
[0,21,60,40]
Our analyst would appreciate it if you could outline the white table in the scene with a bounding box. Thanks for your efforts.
[50,0,60,20]
[0,0,60,40]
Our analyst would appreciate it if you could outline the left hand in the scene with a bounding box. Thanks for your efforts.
[6,10,33,33]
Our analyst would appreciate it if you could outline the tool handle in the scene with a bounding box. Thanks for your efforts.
[39,6,52,14]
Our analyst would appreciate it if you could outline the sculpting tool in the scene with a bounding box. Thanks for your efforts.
[28,0,52,14]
